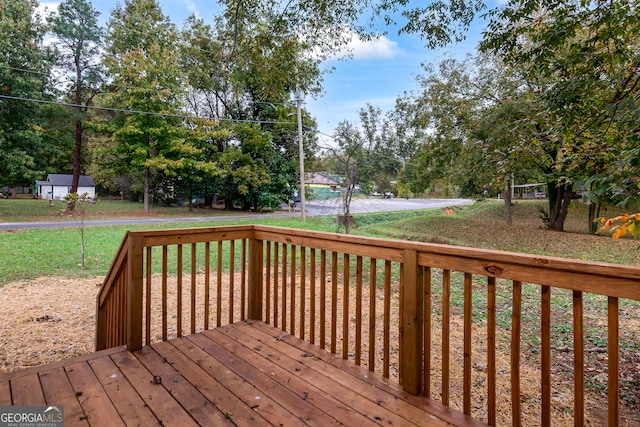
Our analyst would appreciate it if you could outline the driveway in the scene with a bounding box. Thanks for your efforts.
[0,198,473,230]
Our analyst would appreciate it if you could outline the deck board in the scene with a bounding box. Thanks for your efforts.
[0,321,486,426]
[39,367,89,426]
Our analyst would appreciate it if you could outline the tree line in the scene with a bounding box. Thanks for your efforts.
[1,0,638,233]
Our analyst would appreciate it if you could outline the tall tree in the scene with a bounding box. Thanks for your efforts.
[0,0,51,187]
[47,0,104,210]
[102,0,186,212]
[481,0,640,231]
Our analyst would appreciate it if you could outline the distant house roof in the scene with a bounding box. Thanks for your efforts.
[305,172,341,185]
[41,174,96,187]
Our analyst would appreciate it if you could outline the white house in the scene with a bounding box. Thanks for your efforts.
[35,174,96,200]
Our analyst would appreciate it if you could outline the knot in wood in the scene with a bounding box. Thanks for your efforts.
[484,265,503,276]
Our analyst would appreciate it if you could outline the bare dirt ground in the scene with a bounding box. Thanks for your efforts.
[0,276,637,426]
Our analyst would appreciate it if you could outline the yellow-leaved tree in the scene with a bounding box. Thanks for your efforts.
[598,214,640,239]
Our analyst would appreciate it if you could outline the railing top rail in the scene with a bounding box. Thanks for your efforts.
[98,231,131,305]
[252,224,640,277]
[127,225,256,247]
[99,224,640,301]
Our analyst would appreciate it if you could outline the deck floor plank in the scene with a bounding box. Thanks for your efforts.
[39,367,89,426]
[109,351,198,427]
[187,332,343,426]
[135,343,249,426]
[65,361,126,426]
[153,340,271,426]
[0,380,12,406]
[160,338,300,427]
[252,321,488,427]
[10,373,45,406]
[0,322,486,427]
[214,324,427,426]
[87,354,159,425]
[202,327,397,426]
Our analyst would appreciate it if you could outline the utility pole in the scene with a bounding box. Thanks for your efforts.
[296,91,306,222]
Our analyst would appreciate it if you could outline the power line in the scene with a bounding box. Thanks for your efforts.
[0,94,299,127]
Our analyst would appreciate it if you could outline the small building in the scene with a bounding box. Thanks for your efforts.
[306,172,342,200]
[514,183,547,199]
[35,174,96,200]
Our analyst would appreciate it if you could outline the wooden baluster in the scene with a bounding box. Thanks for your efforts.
[487,277,497,426]
[273,243,279,328]
[463,272,472,415]
[300,246,306,340]
[383,260,391,378]
[442,269,451,405]
[281,244,287,332]
[217,241,222,327]
[145,246,152,346]
[331,251,338,354]
[343,253,350,360]
[290,245,296,336]
[248,237,263,321]
[177,244,183,337]
[310,248,316,344]
[320,250,327,350]
[608,296,619,427]
[355,255,363,366]
[229,240,235,324]
[241,239,247,320]
[204,242,210,330]
[368,258,377,372]
[424,266,431,398]
[573,290,584,427]
[265,242,271,324]
[191,243,197,334]
[162,246,168,341]
[512,280,522,427]
[541,285,551,427]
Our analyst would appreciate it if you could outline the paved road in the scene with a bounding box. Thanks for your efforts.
[0,198,473,230]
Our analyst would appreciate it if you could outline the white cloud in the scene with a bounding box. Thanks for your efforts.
[36,2,60,20]
[346,35,403,60]
[183,0,199,18]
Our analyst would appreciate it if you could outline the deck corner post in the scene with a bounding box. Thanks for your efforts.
[248,237,264,320]
[95,296,106,351]
[126,234,144,351]
[401,249,424,395]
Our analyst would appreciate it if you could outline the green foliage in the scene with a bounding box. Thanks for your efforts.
[102,0,186,212]
[480,0,640,230]
[0,0,52,186]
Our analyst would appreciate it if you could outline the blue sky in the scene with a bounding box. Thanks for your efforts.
[40,0,491,135]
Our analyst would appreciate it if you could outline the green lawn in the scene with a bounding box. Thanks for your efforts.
[0,198,252,222]
[1,198,639,286]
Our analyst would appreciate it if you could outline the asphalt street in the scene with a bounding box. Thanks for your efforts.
[0,198,473,230]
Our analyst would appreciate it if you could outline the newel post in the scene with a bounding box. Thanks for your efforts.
[126,234,144,351]
[401,249,424,395]
[248,236,264,320]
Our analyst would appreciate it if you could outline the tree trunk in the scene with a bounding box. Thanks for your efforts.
[547,182,573,231]
[503,183,513,226]
[144,167,150,213]
[588,202,601,234]
[67,118,83,212]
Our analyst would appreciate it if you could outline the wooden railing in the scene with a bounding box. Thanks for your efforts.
[96,224,640,426]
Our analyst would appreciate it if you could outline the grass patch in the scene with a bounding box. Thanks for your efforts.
[359,199,640,265]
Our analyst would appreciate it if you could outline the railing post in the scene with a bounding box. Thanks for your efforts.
[95,295,106,351]
[127,234,144,351]
[248,237,264,320]
[401,249,424,395]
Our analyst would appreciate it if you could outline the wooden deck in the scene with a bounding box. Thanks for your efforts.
[0,321,484,426]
